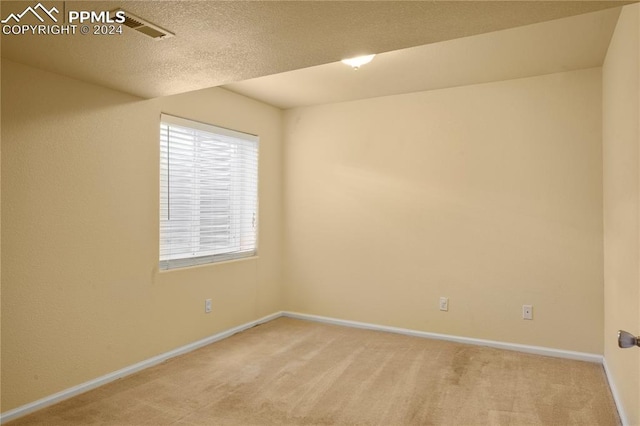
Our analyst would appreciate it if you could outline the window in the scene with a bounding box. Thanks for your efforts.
[160,114,258,270]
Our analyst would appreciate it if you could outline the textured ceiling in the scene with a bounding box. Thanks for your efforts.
[0,1,635,99]
[225,7,622,109]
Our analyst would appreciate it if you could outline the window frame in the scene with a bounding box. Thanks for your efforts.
[159,113,259,270]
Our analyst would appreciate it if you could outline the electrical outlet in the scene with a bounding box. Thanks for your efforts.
[439,297,449,311]
[205,299,212,314]
[522,304,533,320]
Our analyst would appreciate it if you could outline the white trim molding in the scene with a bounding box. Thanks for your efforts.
[0,312,282,424]
[282,311,603,363]
[2,310,613,424]
[602,358,629,426]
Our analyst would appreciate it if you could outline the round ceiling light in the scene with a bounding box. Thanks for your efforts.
[341,54,376,70]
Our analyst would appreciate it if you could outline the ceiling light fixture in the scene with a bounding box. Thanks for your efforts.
[341,54,375,70]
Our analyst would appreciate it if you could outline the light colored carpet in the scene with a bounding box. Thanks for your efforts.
[8,317,620,425]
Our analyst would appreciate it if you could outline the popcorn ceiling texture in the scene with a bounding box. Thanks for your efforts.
[0,0,633,98]
[1,1,638,421]
[225,8,620,110]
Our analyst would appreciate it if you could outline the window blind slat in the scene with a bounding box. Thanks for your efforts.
[159,115,258,270]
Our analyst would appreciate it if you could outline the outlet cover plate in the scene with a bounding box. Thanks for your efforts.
[439,297,449,311]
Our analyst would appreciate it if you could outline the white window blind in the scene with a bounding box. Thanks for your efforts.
[160,114,258,270]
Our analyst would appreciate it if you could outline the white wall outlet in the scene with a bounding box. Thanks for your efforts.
[205,299,212,314]
[439,297,449,311]
[522,304,533,320]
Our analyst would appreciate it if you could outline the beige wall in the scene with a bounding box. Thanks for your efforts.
[0,60,283,411]
[0,58,3,410]
[603,4,640,425]
[2,19,633,417]
[283,69,604,354]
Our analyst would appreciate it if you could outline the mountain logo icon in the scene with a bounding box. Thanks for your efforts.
[1,3,59,24]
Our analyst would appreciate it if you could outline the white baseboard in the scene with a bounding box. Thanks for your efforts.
[282,311,603,363]
[0,311,283,424]
[1,310,609,424]
[603,357,629,426]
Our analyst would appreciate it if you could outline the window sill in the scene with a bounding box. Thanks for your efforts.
[158,255,259,273]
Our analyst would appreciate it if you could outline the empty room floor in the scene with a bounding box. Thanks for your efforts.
[8,317,619,425]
